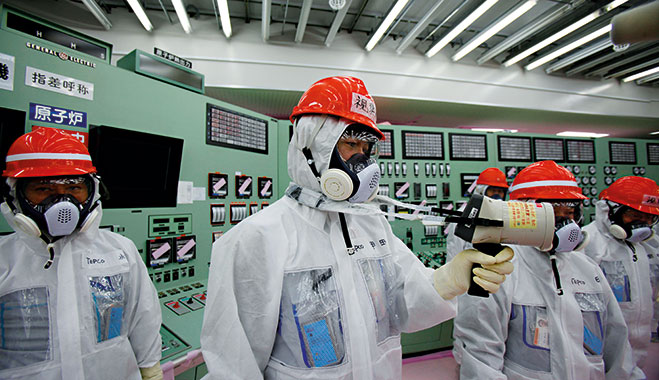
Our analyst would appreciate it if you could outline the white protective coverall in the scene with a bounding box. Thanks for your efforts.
[0,205,162,380]
[583,200,654,379]
[200,116,456,380]
[453,244,635,380]
[645,227,659,341]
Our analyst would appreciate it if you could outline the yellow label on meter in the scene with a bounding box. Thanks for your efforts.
[508,202,538,229]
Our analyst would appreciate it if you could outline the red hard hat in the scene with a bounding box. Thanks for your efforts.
[600,176,659,215]
[290,76,384,140]
[3,127,96,178]
[509,160,587,200]
[477,167,508,188]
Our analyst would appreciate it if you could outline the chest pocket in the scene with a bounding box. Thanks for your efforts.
[88,273,128,343]
[273,267,345,369]
[358,256,404,344]
[0,287,52,370]
[505,304,551,372]
[600,260,631,302]
[574,292,605,356]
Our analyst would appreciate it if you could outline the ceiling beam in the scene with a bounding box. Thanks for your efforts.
[295,0,313,43]
[325,0,354,47]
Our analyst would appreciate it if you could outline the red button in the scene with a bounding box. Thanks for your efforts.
[173,302,179,308]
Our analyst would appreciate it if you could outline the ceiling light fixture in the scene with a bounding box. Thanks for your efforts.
[426,0,498,58]
[556,131,609,138]
[545,38,612,74]
[525,24,611,71]
[470,128,518,133]
[366,0,410,51]
[217,0,232,38]
[622,65,659,83]
[650,131,659,135]
[126,0,153,32]
[172,0,192,34]
[452,0,536,62]
[81,0,112,30]
[503,0,628,67]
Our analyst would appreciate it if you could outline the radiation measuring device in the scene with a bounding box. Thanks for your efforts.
[414,194,555,297]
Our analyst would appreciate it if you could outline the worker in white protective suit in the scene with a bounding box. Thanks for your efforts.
[0,127,163,380]
[454,160,636,380]
[583,176,659,379]
[446,167,509,262]
[200,76,514,380]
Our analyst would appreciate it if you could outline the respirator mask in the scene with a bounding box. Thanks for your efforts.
[608,202,657,242]
[547,201,587,252]
[15,176,97,238]
[553,218,586,252]
[320,125,381,203]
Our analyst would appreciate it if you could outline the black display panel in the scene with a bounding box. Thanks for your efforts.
[648,143,659,165]
[206,104,268,154]
[89,125,184,208]
[6,11,110,61]
[533,138,564,162]
[0,107,27,174]
[139,52,203,90]
[565,139,596,163]
[498,136,532,162]
[449,133,488,161]
[609,141,637,164]
[402,131,443,160]
[460,173,480,197]
[378,129,394,158]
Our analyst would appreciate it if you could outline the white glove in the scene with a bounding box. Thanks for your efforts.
[140,362,164,380]
[433,247,514,300]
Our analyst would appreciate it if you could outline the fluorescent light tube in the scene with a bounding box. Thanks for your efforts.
[126,0,153,32]
[525,24,611,71]
[81,0,112,30]
[622,65,659,82]
[427,0,498,58]
[556,131,609,138]
[453,0,536,62]
[471,128,518,133]
[172,0,192,34]
[503,0,628,67]
[217,0,232,38]
[366,0,410,51]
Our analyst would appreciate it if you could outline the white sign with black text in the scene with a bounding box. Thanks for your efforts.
[0,52,15,91]
[25,66,94,100]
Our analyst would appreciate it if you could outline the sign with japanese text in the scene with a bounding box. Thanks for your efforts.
[507,202,538,229]
[32,126,89,147]
[24,66,94,100]
[154,47,192,69]
[0,52,15,91]
[29,103,87,129]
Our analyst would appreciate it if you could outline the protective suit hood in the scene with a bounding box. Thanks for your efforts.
[288,115,348,192]
[287,115,386,214]
[594,199,615,237]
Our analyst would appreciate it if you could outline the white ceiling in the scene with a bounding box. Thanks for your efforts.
[4,0,659,138]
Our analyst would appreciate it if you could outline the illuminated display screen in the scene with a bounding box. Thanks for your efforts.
[533,138,564,162]
[566,139,595,163]
[206,104,268,154]
[609,141,636,164]
[648,143,659,165]
[449,133,487,161]
[402,131,444,159]
[497,136,531,161]
[379,129,394,158]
